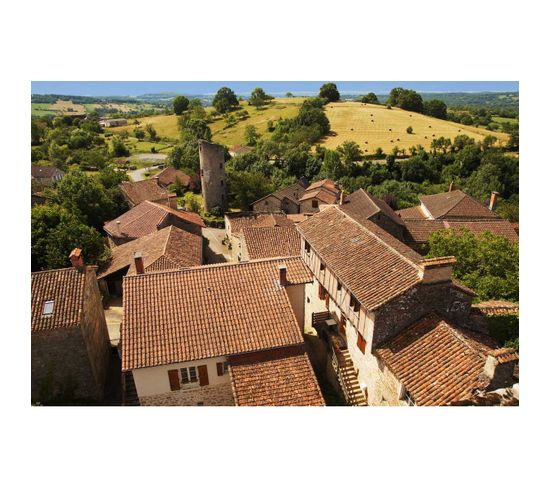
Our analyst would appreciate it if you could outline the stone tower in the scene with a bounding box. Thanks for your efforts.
[199,139,227,213]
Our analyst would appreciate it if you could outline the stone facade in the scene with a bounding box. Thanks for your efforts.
[199,140,227,213]
[252,195,284,213]
[139,383,235,406]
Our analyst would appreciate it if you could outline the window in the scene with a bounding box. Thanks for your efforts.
[403,389,416,406]
[265,201,268,206]
[357,332,367,354]
[180,366,198,385]
[312,199,319,208]
[349,294,360,313]
[304,241,311,253]
[219,163,223,169]
[42,300,54,316]
[320,262,326,271]
[318,283,327,300]
[337,281,342,291]
[217,361,228,376]
[221,179,224,186]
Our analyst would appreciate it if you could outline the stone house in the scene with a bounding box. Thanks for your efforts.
[396,189,518,252]
[298,179,341,213]
[121,257,324,406]
[31,165,64,189]
[31,249,111,404]
[104,200,205,246]
[97,225,203,297]
[252,179,309,214]
[224,211,294,261]
[155,167,195,191]
[296,205,515,406]
[119,178,178,208]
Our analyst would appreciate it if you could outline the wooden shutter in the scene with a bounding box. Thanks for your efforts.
[325,292,330,309]
[168,369,180,391]
[357,333,366,354]
[318,283,324,300]
[198,365,209,386]
[216,362,224,376]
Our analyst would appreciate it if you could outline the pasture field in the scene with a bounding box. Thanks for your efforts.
[492,116,519,127]
[321,102,509,154]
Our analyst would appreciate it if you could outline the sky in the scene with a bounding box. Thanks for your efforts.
[31,81,519,97]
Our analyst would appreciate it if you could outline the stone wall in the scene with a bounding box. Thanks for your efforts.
[372,281,474,347]
[252,195,282,213]
[199,140,227,212]
[139,383,235,406]
[372,213,404,241]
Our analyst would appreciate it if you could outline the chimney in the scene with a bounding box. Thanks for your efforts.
[339,191,345,205]
[116,220,121,235]
[278,265,287,286]
[69,248,85,271]
[483,348,519,390]
[489,191,499,211]
[134,251,145,275]
[448,180,455,192]
[419,256,455,284]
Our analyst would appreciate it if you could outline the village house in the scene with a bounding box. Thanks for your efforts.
[97,225,203,298]
[296,205,517,406]
[31,249,111,403]
[121,257,324,406]
[251,179,309,214]
[104,200,205,246]
[155,167,195,191]
[228,144,253,157]
[31,165,64,188]
[99,118,128,128]
[299,179,341,213]
[224,211,295,260]
[240,226,301,261]
[396,189,518,252]
[119,178,177,208]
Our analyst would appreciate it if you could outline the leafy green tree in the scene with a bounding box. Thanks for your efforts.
[319,83,340,102]
[360,92,379,104]
[244,125,260,146]
[249,87,273,108]
[213,86,239,113]
[399,90,424,113]
[295,105,330,135]
[182,192,202,213]
[134,127,145,140]
[48,142,70,168]
[173,95,190,115]
[337,141,363,164]
[427,229,519,301]
[424,99,448,119]
[53,171,118,230]
[31,204,109,271]
[145,124,159,142]
[227,170,274,209]
[182,118,211,141]
[110,136,130,157]
[320,149,346,180]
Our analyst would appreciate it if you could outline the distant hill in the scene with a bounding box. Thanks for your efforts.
[375,91,519,110]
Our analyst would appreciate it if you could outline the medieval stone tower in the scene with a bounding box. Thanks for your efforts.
[199,139,227,213]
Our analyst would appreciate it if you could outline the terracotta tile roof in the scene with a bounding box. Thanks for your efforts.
[420,190,498,220]
[155,167,192,188]
[297,206,423,311]
[473,300,519,316]
[226,212,293,237]
[31,266,94,331]
[285,213,312,224]
[229,346,325,406]
[299,188,339,204]
[451,278,476,297]
[306,179,339,193]
[375,313,498,406]
[396,206,426,219]
[340,188,405,228]
[252,180,309,206]
[104,201,204,240]
[121,257,312,371]
[119,179,176,206]
[97,226,202,279]
[404,219,519,243]
[242,226,301,260]
[229,144,253,155]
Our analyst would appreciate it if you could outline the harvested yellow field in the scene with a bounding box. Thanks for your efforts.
[48,99,86,114]
[322,102,508,154]
[109,114,181,139]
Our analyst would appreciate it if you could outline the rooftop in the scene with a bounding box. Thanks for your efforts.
[403,219,519,243]
[297,206,423,311]
[104,200,204,240]
[121,257,313,371]
[242,226,301,260]
[252,180,309,206]
[419,190,499,220]
[225,211,294,237]
[229,346,325,406]
[375,313,499,406]
[31,165,63,179]
[31,266,93,332]
[97,226,203,279]
[340,188,405,228]
[119,179,176,206]
[155,167,192,188]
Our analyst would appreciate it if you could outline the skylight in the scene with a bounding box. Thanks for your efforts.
[43,300,54,316]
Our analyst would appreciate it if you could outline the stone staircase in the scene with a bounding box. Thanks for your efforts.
[336,350,367,406]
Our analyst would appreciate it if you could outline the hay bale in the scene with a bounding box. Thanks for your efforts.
[390,140,394,143]
[397,138,400,141]
[429,125,432,128]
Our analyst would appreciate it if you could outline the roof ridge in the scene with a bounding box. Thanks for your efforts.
[440,191,468,217]
[445,320,489,361]
[335,207,421,271]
